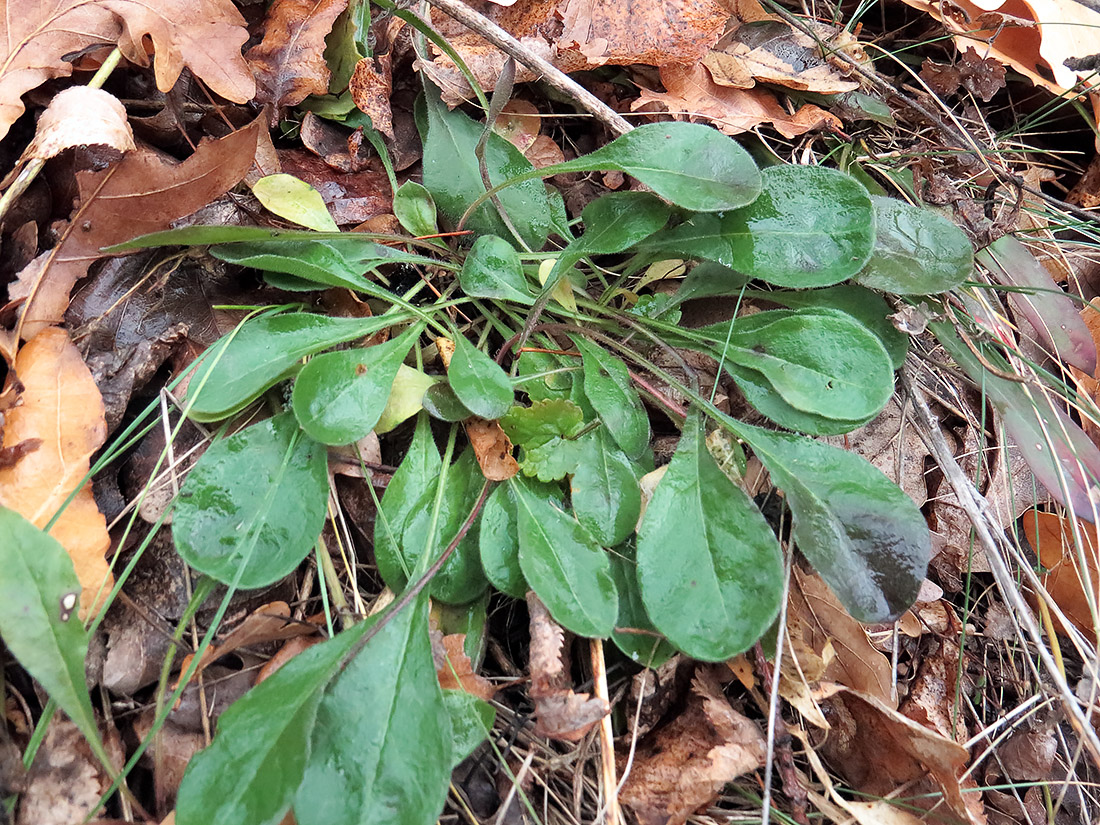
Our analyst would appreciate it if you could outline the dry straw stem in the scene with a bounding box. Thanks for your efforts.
[900,370,1100,768]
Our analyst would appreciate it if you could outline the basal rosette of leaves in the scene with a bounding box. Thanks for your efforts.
[113,97,1001,825]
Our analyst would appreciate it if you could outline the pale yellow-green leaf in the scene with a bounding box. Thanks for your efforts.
[375,365,438,434]
[538,259,577,313]
[252,174,338,232]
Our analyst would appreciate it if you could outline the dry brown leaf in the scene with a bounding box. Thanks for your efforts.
[0,0,254,141]
[9,119,261,339]
[465,416,519,481]
[433,632,497,700]
[24,87,135,163]
[818,684,979,824]
[619,667,766,825]
[1020,508,1099,636]
[632,63,841,139]
[0,327,112,616]
[1071,298,1100,445]
[278,148,391,226]
[17,718,114,825]
[247,0,348,124]
[349,55,394,141]
[299,111,371,173]
[526,592,609,741]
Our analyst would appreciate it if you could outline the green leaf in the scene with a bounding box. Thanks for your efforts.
[173,415,328,589]
[855,196,973,295]
[420,84,550,250]
[516,350,575,401]
[535,123,762,212]
[608,542,676,667]
[737,421,929,622]
[400,448,489,603]
[513,476,618,638]
[478,483,525,598]
[647,166,875,287]
[295,598,451,825]
[500,399,585,448]
[421,381,474,422]
[460,235,533,303]
[376,365,438,434]
[0,509,102,755]
[520,435,588,482]
[636,414,783,661]
[186,312,408,422]
[105,225,372,252]
[176,619,372,825]
[393,180,439,238]
[444,690,495,765]
[292,326,420,445]
[571,429,641,547]
[572,337,649,459]
[448,333,514,420]
[375,414,442,586]
[252,174,339,232]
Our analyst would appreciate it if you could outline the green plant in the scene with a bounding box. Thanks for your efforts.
[98,83,1014,825]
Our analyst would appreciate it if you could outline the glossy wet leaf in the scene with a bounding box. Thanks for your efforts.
[444,690,495,765]
[573,337,649,460]
[393,180,438,237]
[0,509,102,754]
[637,414,783,660]
[253,174,339,232]
[855,196,973,295]
[375,414,442,586]
[295,597,451,825]
[608,542,676,667]
[420,83,550,250]
[571,429,641,547]
[460,235,533,303]
[648,166,875,287]
[520,435,588,482]
[187,312,408,422]
[500,399,585,448]
[176,619,372,825]
[174,415,328,589]
[478,483,525,599]
[513,476,618,638]
[533,123,762,212]
[979,234,1097,375]
[399,449,489,603]
[448,334,514,420]
[736,420,929,622]
[422,382,474,422]
[292,326,420,445]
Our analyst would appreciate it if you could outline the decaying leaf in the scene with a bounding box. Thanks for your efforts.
[23,87,135,164]
[920,47,1007,102]
[9,119,261,338]
[0,0,254,141]
[465,416,519,481]
[1071,298,1100,446]
[350,55,395,141]
[619,667,766,825]
[1020,508,1099,636]
[16,718,115,825]
[433,632,496,701]
[632,63,841,139]
[526,592,609,741]
[0,327,112,616]
[247,0,349,124]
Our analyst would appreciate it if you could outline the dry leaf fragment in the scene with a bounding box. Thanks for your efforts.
[25,87,135,163]
[619,667,766,825]
[349,56,395,141]
[433,632,497,701]
[0,0,254,141]
[17,718,114,825]
[247,0,349,125]
[465,416,519,481]
[9,119,261,339]
[1020,508,1099,636]
[0,327,112,616]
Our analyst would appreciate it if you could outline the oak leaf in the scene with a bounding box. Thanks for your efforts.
[0,0,254,142]
[10,119,262,339]
[0,327,112,617]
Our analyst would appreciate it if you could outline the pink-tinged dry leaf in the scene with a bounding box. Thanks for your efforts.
[9,119,261,339]
[25,87,135,163]
[632,63,841,139]
[349,56,394,141]
[0,0,254,142]
[465,417,519,481]
[0,328,112,617]
[526,592,609,741]
[619,668,766,825]
[247,0,349,125]
[433,632,497,701]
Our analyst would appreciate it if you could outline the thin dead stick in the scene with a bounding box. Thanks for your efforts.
[589,638,620,825]
[900,370,1100,768]
[420,0,633,136]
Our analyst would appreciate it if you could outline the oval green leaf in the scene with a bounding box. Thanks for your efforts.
[855,196,973,295]
[173,414,328,589]
[422,381,474,422]
[572,336,649,460]
[478,483,526,599]
[460,235,533,303]
[448,333,514,420]
[252,174,339,232]
[608,541,676,667]
[393,180,439,238]
[636,414,784,661]
[571,429,641,547]
[513,476,618,638]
